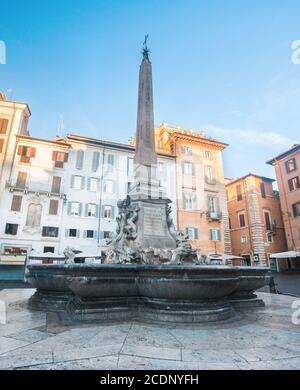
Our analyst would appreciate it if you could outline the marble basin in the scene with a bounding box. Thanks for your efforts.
[26,264,270,324]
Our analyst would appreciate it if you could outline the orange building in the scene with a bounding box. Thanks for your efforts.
[154,123,232,256]
[267,144,300,270]
[226,174,287,268]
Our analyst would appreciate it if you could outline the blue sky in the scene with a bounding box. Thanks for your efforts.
[1,0,299,180]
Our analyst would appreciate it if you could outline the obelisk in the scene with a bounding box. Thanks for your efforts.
[130,35,160,199]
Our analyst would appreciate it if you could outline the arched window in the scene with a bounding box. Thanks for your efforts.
[26,203,42,228]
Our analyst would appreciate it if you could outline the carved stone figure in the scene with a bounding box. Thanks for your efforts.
[64,247,76,264]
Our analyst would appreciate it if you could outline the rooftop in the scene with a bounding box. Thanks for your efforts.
[267,144,300,165]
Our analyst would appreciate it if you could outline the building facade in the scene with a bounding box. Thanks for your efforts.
[154,123,231,255]
[267,145,300,270]
[0,96,230,259]
[226,174,287,267]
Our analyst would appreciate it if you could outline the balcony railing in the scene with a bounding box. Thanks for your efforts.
[5,181,67,199]
[207,211,222,221]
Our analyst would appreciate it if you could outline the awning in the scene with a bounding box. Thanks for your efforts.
[74,252,102,258]
[270,251,300,259]
[207,253,244,261]
[29,252,65,259]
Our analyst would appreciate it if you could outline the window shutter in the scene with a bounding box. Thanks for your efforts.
[52,151,57,161]
[65,229,69,237]
[17,145,23,155]
[94,231,98,240]
[210,229,213,240]
[182,193,186,210]
[76,150,84,169]
[0,139,4,153]
[215,197,220,212]
[112,206,115,219]
[79,203,83,216]
[87,177,91,191]
[218,230,221,241]
[81,177,85,190]
[49,199,58,215]
[11,195,22,212]
[95,205,99,218]
[71,175,75,189]
[64,153,68,162]
[92,152,100,172]
[185,227,189,237]
[192,163,195,176]
[85,204,89,217]
[194,228,199,240]
[76,230,80,238]
[67,202,72,216]
[83,230,87,239]
[30,148,36,157]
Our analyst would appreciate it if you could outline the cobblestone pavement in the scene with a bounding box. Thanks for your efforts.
[0,289,300,370]
[259,273,300,297]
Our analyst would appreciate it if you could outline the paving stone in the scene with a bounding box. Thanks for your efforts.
[0,336,31,355]
[53,343,123,363]
[121,344,181,361]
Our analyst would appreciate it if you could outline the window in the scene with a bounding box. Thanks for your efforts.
[292,202,300,217]
[5,223,18,235]
[0,138,4,153]
[105,154,115,172]
[71,175,84,190]
[260,182,266,198]
[208,196,220,213]
[288,176,300,192]
[67,229,79,238]
[229,217,232,230]
[0,118,9,134]
[203,150,213,160]
[16,172,27,189]
[49,199,59,215]
[285,158,297,173]
[52,151,68,168]
[104,180,114,193]
[127,157,134,175]
[264,210,272,231]
[11,195,22,212]
[51,176,61,194]
[205,165,216,184]
[103,205,114,219]
[86,203,97,217]
[76,150,84,170]
[236,185,242,201]
[17,145,36,163]
[182,161,194,175]
[238,213,246,228]
[267,233,274,243]
[88,177,98,192]
[42,226,59,237]
[103,231,112,239]
[44,246,55,253]
[68,202,81,216]
[85,230,96,239]
[181,146,192,155]
[92,151,100,172]
[185,227,199,240]
[183,192,197,210]
[241,236,247,244]
[210,229,221,241]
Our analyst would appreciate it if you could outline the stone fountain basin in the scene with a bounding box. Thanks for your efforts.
[26,263,270,301]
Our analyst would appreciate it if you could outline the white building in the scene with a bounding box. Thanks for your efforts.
[0,96,177,256]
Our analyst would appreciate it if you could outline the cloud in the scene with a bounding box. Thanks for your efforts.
[203,125,296,148]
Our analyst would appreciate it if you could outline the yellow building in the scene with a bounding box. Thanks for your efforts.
[140,123,231,256]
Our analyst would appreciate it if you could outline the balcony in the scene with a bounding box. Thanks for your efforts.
[205,176,217,185]
[5,180,67,199]
[207,211,222,221]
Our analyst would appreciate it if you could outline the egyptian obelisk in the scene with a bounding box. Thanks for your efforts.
[130,35,161,198]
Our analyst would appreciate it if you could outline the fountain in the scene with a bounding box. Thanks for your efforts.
[25,38,270,324]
